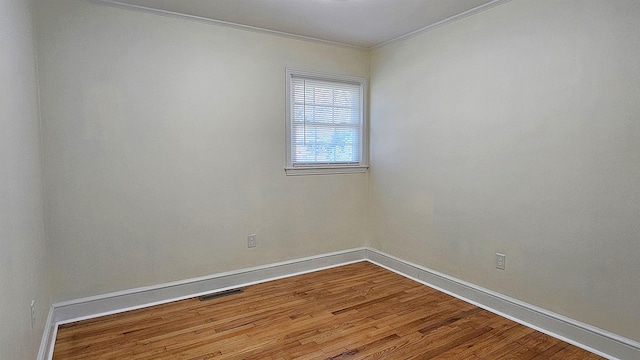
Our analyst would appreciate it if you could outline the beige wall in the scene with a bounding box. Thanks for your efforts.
[369,0,640,342]
[35,0,369,301]
[0,0,50,358]
[25,0,640,353]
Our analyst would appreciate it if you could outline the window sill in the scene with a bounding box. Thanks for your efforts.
[285,166,368,176]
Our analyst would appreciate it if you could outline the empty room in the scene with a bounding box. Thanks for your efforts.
[1,0,639,358]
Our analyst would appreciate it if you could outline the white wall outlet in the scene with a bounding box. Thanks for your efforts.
[30,300,36,329]
[496,253,506,270]
[248,234,257,248]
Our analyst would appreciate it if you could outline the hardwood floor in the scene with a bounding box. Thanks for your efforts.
[53,262,604,359]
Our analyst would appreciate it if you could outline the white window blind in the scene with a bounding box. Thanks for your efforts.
[286,69,367,175]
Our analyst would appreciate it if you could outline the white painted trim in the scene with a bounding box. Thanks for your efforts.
[285,166,368,176]
[36,306,54,360]
[45,326,58,360]
[365,248,640,360]
[85,0,513,50]
[38,248,367,360]
[84,0,365,50]
[373,0,514,49]
[52,248,367,320]
[284,68,369,176]
[38,247,640,360]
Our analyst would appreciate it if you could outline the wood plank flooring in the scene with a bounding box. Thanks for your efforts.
[53,262,604,359]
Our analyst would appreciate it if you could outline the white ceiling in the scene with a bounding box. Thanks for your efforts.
[99,0,505,48]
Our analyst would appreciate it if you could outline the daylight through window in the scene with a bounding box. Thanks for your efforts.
[286,69,368,175]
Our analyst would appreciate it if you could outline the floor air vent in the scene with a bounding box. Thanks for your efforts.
[199,288,244,301]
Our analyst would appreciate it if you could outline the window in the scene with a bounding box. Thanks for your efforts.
[285,69,368,175]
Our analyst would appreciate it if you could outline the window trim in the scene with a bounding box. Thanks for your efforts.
[285,68,369,176]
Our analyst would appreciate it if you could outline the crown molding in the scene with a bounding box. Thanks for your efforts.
[83,0,513,51]
[83,0,367,50]
[373,0,513,49]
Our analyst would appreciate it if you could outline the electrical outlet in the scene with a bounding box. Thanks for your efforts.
[495,253,506,270]
[248,234,257,248]
[30,300,36,329]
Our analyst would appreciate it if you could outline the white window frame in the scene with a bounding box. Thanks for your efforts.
[285,68,369,176]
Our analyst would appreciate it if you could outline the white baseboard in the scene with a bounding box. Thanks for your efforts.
[38,248,367,360]
[38,247,640,360]
[365,248,640,360]
[37,306,55,360]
